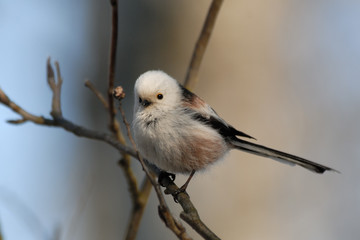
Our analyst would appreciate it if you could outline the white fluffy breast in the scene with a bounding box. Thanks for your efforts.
[133,107,228,173]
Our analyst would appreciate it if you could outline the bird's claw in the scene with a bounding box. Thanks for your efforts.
[164,185,188,203]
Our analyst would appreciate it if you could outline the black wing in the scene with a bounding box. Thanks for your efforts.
[191,112,256,140]
[179,83,255,140]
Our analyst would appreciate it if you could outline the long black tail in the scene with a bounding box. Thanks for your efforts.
[230,138,337,173]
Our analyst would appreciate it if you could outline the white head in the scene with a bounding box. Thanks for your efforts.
[134,70,182,114]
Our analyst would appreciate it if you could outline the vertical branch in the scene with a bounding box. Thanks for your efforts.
[108,0,120,135]
[106,3,153,240]
[183,0,223,90]
[106,0,139,203]
[114,90,191,240]
[123,177,153,240]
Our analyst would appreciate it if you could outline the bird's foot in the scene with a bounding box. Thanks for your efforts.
[171,184,187,197]
[158,171,176,187]
[164,183,188,203]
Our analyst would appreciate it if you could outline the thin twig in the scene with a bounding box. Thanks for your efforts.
[7,118,27,124]
[0,88,53,125]
[84,82,140,204]
[107,0,119,135]
[172,1,224,238]
[85,2,152,236]
[117,101,162,203]
[84,80,109,109]
[123,177,152,240]
[47,58,63,117]
[105,2,151,236]
[112,90,152,239]
[159,177,221,240]
[116,98,191,240]
[106,8,152,234]
[105,3,139,210]
[184,0,223,90]
[0,78,136,158]
[119,156,141,205]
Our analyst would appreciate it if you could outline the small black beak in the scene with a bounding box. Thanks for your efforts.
[142,99,151,107]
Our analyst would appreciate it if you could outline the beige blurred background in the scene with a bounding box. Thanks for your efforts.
[1,1,358,240]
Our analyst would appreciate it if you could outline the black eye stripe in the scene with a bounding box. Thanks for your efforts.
[139,97,142,103]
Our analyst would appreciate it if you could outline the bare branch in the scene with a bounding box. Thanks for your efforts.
[107,0,119,135]
[47,58,63,117]
[104,4,137,201]
[105,4,153,235]
[116,96,192,240]
[184,0,223,90]
[0,88,53,125]
[7,118,27,124]
[160,177,221,240]
[176,2,224,238]
[84,80,109,109]
[105,2,155,238]
[123,176,152,240]
[84,84,143,213]
[0,87,137,157]
[111,89,153,238]
[119,156,140,203]
[47,57,56,89]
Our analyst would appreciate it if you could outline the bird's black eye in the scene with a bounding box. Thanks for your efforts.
[139,97,142,103]
[157,93,163,100]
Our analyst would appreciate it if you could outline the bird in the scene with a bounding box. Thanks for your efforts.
[132,70,337,192]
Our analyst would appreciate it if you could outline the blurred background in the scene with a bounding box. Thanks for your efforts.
[1,0,359,239]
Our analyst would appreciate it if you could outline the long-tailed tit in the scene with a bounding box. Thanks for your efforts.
[133,70,337,191]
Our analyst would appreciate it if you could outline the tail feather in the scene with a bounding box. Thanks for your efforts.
[230,138,338,174]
